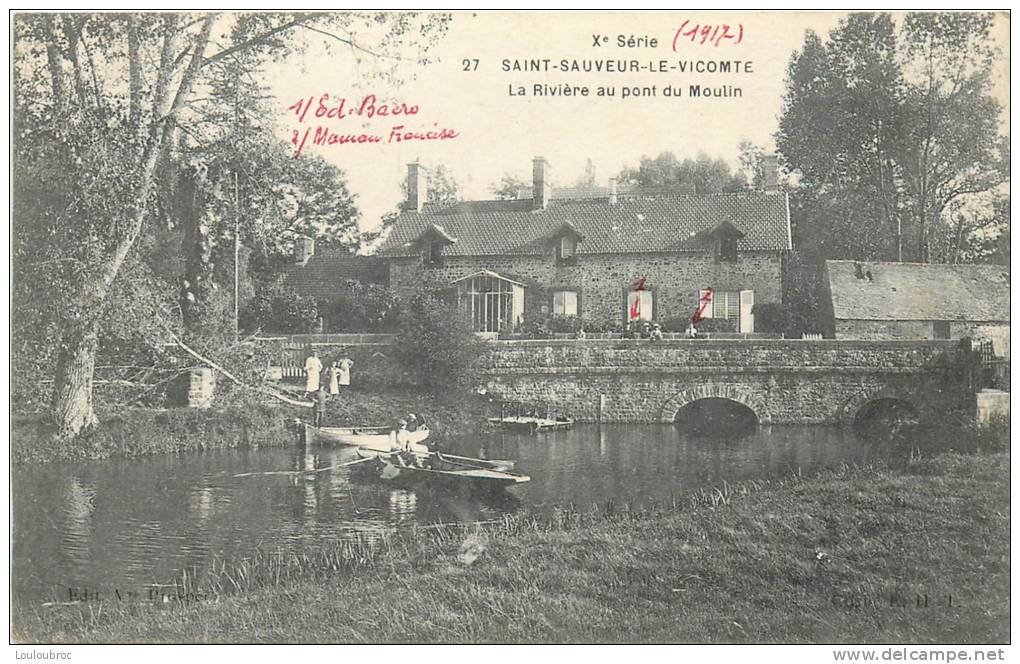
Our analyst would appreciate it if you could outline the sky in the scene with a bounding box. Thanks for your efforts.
[264,11,1010,237]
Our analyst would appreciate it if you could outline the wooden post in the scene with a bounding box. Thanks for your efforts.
[500,402,505,422]
[598,394,605,427]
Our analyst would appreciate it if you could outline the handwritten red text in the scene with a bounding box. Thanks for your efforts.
[672,20,744,50]
[288,94,420,123]
[287,93,458,158]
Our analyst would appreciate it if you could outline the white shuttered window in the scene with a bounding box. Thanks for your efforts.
[553,290,578,316]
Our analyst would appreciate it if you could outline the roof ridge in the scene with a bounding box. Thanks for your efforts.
[828,259,1008,268]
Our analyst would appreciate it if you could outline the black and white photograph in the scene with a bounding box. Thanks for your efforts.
[8,8,1012,653]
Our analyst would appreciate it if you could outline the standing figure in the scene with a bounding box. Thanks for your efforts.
[304,349,322,398]
[313,385,328,427]
[328,361,340,395]
[338,356,354,387]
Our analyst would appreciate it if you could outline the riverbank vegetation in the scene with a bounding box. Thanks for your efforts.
[15,448,1009,644]
[12,385,494,465]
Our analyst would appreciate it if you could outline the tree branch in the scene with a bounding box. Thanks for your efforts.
[43,15,68,111]
[297,23,404,61]
[169,331,312,409]
[127,15,142,128]
[201,15,314,69]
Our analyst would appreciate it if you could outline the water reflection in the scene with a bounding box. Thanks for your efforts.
[13,423,946,605]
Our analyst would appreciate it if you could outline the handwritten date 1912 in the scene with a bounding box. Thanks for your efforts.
[672,20,744,50]
[288,93,419,123]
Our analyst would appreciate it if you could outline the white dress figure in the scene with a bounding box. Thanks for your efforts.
[304,353,322,393]
[328,363,340,395]
[338,358,353,386]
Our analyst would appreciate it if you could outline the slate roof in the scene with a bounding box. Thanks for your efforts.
[280,252,388,300]
[377,192,791,257]
[826,260,1010,322]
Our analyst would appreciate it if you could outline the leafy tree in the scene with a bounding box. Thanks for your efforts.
[394,288,483,391]
[491,173,529,200]
[929,195,1010,265]
[13,12,451,439]
[241,281,318,334]
[324,280,400,332]
[737,140,766,189]
[777,12,1007,263]
[369,161,462,245]
[618,151,746,194]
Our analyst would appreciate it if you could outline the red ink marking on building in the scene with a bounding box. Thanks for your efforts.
[627,277,648,321]
[692,289,712,324]
[629,296,640,321]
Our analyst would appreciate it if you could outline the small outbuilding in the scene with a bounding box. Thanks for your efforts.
[822,260,1010,356]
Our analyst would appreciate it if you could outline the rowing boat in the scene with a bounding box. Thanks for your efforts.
[487,416,574,433]
[356,448,516,471]
[356,450,529,489]
[303,423,430,453]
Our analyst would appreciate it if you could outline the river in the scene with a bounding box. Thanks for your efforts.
[12,423,938,606]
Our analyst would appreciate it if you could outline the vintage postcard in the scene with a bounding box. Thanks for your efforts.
[8,8,1011,655]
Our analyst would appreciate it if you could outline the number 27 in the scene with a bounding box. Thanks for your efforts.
[462,58,479,71]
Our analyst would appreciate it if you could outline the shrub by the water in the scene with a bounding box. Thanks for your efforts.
[394,290,484,391]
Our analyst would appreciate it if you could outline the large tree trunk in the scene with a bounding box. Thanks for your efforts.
[49,15,215,440]
[52,320,101,438]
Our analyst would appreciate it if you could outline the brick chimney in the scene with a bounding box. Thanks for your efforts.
[608,177,618,205]
[762,154,779,193]
[406,161,428,212]
[533,157,552,210]
[293,235,315,265]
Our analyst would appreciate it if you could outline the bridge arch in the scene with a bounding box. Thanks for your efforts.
[839,389,922,426]
[659,384,771,424]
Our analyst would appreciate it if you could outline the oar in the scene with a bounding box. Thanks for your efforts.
[232,456,375,478]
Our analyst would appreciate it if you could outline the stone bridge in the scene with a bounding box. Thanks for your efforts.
[477,339,975,425]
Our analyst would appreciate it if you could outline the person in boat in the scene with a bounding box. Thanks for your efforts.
[304,349,322,398]
[686,322,700,338]
[649,323,663,341]
[313,385,328,427]
[622,321,635,339]
[395,418,411,449]
[394,419,422,467]
[407,413,419,432]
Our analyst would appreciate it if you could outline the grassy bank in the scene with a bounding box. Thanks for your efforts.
[15,451,1009,644]
[10,405,292,465]
[11,386,491,465]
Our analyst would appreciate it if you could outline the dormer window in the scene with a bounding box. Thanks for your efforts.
[415,223,457,268]
[720,235,738,262]
[560,235,576,260]
[706,221,745,264]
[425,241,444,266]
[552,221,584,266]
